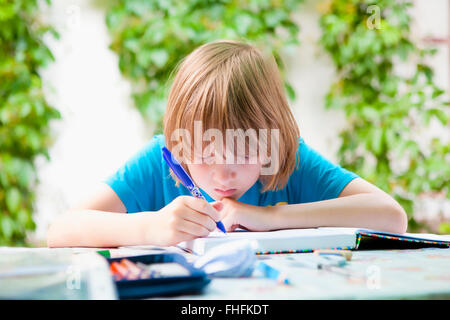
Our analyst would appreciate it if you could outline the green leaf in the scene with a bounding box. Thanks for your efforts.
[149,49,169,68]
[1,216,15,239]
[427,108,448,126]
[371,127,384,155]
[431,88,444,99]
[234,13,254,35]
[123,38,140,53]
[438,222,450,235]
[264,9,287,28]
[284,82,296,101]
[6,187,21,213]
[0,4,16,21]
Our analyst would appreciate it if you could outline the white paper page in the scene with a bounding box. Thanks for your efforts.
[180,228,358,255]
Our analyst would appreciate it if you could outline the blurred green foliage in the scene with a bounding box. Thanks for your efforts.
[0,0,60,245]
[105,0,304,133]
[439,222,450,234]
[319,0,449,232]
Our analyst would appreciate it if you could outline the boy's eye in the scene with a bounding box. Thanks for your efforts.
[201,154,218,163]
[200,153,254,163]
[236,155,251,162]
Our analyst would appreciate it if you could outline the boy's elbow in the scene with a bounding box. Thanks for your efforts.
[46,211,77,248]
[386,199,408,234]
[47,220,64,248]
[46,225,57,248]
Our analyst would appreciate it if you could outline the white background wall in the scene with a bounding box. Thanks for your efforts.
[31,0,449,244]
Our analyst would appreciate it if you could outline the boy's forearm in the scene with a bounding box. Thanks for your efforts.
[271,193,407,234]
[47,210,151,248]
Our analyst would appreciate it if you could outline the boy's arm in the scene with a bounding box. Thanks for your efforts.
[72,184,128,213]
[47,208,153,248]
[46,184,151,247]
[271,178,408,234]
[47,184,222,248]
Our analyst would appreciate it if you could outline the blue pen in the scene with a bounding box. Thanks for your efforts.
[162,146,227,234]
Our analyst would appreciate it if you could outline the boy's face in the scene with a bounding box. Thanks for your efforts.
[186,154,261,201]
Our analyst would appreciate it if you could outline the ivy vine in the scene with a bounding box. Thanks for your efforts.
[0,0,60,245]
[105,0,304,134]
[319,0,449,232]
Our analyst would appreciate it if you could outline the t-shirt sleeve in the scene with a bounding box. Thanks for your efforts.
[289,138,359,203]
[104,136,163,213]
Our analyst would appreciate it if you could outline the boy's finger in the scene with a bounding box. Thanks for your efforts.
[182,196,221,222]
[177,219,210,238]
[183,209,216,232]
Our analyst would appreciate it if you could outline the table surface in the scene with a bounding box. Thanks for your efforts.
[1,246,449,299]
[174,248,450,300]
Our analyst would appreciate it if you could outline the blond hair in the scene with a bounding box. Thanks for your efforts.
[163,40,300,193]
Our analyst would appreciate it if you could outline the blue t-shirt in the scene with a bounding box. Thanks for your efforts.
[105,134,358,213]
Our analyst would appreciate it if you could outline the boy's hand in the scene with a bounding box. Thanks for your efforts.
[211,198,274,232]
[148,195,221,246]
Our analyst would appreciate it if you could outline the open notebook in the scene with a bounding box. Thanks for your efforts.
[178,228,450,255]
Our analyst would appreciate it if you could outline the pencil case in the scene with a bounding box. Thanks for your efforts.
[105,252,211,299]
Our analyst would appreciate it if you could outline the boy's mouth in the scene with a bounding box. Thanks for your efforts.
[214,188,237,197]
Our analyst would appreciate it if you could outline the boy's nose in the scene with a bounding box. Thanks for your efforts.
[212,165,237,185]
